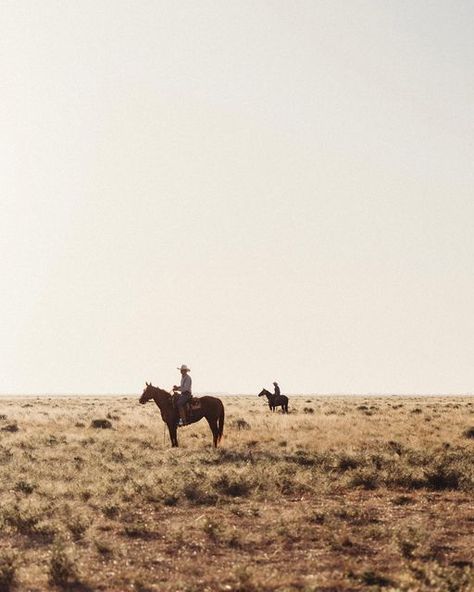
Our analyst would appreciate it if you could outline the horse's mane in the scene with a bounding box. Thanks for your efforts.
[147,384,172,403]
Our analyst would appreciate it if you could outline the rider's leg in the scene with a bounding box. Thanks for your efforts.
[178,404,187,425]
[177,391,191,426]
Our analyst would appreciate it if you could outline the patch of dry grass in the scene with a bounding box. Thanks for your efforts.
[0,394,473,591]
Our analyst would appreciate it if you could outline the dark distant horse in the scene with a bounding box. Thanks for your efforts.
[258,388,289,413]
[139,383,225,447]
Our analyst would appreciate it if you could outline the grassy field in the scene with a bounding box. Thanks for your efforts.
[0,394,473,592]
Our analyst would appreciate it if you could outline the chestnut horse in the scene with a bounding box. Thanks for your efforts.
[258,388,289,413]
[139,383,225,447]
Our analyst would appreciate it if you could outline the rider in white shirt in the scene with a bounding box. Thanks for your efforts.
[173,364,192,426]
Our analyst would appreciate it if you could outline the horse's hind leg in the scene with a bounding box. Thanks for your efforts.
[206,417,219,447]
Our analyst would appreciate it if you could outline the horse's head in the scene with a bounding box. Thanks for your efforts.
[258,389,266,397]
[139,382,155,404]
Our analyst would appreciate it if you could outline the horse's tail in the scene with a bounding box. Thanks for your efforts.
[217,403,225,443]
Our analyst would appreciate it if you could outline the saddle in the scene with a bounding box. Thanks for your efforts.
[172,393,202,423]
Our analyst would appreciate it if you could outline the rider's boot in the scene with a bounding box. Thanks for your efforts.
[178,406,187,427]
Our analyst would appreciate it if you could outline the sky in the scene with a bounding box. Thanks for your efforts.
[1,1,473,395]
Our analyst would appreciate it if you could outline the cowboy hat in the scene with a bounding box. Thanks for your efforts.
[177,364,191,372]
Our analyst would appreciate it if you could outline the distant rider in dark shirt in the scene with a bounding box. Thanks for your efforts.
[273,381,281,398]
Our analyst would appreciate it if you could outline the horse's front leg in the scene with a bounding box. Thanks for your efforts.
[167,422,178,447]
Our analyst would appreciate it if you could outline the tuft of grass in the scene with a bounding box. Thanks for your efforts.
[399,538,418,559]
[337,454,360,471]
[67,515,90,541]
[213,471,252,497]
[163,494,179,506]
[48,540,78,587]
[102,503,120,519]
[123,521,159,540]
[463,426,474,439]
[0,551,17,592]
[94,539,113,558]
[360,570,393,587]
[392,495,413,506]
[232,418,251,430]
[202,518,222,542]
[310,511,326,524]
[425,463,461,490]
[0,423,19,433]
[349,469,379,490]
[14,480,35,495]
[90,418,113,429]
[183,483,218,506]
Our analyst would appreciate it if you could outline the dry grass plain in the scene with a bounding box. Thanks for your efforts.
[0,394,473,592]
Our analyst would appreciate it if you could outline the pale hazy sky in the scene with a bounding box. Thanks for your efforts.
[1,1,473,394]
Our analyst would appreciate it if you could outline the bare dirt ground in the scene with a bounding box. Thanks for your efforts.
[0,394,473,591]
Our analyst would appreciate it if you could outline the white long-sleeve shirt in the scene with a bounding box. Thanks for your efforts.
[179,373,192,394]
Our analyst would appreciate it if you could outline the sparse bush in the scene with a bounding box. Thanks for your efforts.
[303,407,314,414]
[133,579,154,592]
[463,426,474,439]
[102,503,119,519]
[202,518,222,542]
[90,418,113,429]
[349,469,379,490]
[360,570,393,587]
[163,494,179,506]
[4,505,40,535]
[0,551,17,592]
[387,440,404,455]
[45,434,66,446]
[214,471,252,497]
[286,449,327,468]
[337,454,360,471]
[14,480,35,495]
[67,515,89,540]
[0,424,18,433]
[94,539,113,557]
[231,565,262,592]
[310,511,325,524]
[425,463,461,490]
[183,483,218,505]
[48,540,78,587]
[232,418,251,430]
[398,536,417,558]
[392,495,413,505]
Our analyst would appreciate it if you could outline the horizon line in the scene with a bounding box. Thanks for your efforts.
[0,391,472,397]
